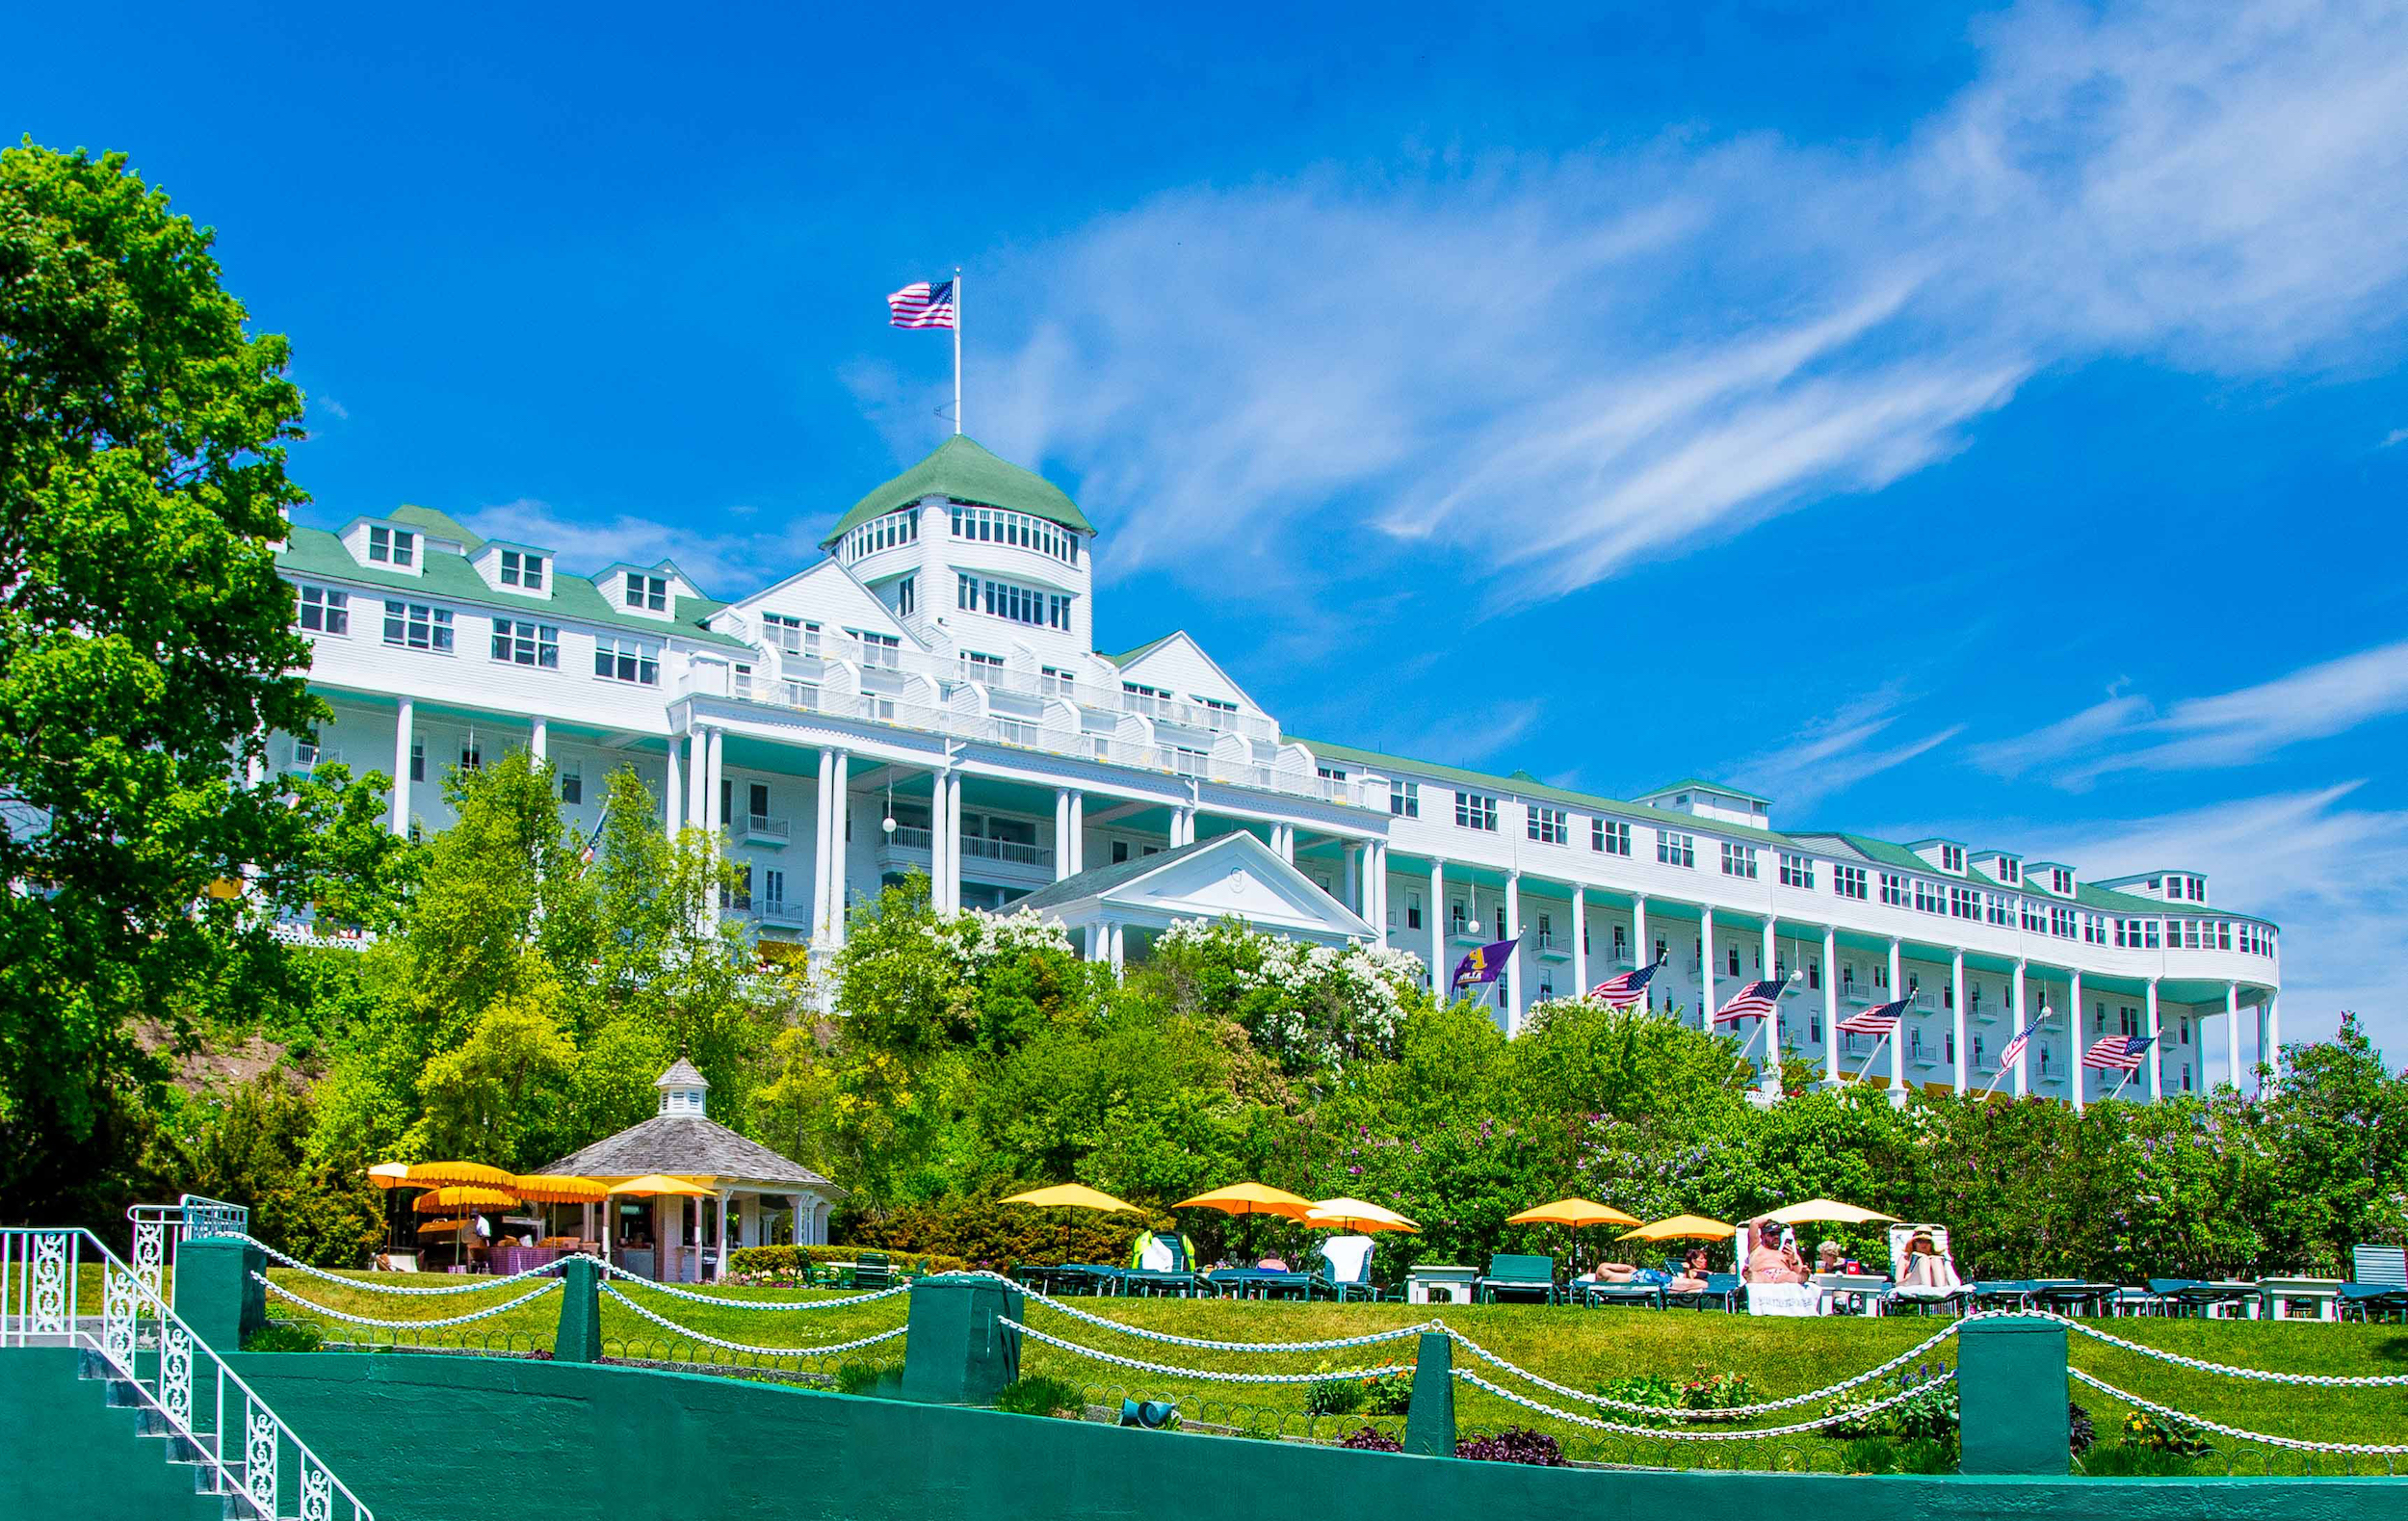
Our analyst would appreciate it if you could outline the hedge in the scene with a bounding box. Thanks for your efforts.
[836,1189,1175,1271]
[723,1244,969,1278]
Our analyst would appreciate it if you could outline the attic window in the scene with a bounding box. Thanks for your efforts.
[624,572,668,612]
[2052,868,2072,894]
[1999,859,2020,885]
[501,549,545,590]
[368,526,415,566]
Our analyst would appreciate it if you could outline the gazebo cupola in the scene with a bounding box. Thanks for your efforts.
[655,1058,709,1116]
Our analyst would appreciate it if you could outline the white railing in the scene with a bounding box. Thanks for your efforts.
[265,923,379,953]
[738,812,791,842]
[0,1227,374,1521]
[960,835,1054,871]
[126,1195,251,1300]
[882,825,934,852]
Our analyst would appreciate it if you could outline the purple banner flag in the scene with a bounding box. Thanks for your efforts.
[1451,937,1520,990]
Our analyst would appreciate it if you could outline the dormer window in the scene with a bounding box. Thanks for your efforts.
[500,549,545,590]
[1940,845,1964,873]
[1999,859,2020,885]
[368,525,415,566]
[625,571,669,612]
[2052,868,2073,894]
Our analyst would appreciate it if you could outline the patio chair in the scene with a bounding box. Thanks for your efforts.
[1476,1252,1558,1305]
[1122,1234,1199,1298]
[2030,1281,2117,1318]
[2352,1245,2407,1288]
[1318,1235,1379,1302]
[1886,1223,1970,1316]
[2109,1285,2166,1317]
[853,1251,895,1291]
[1971,1279,2035,1311]
[1664,1272,1741,1312]
[1577,1273,1667,1310]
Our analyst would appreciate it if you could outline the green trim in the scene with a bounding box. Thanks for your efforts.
[1100,633,1177,667]
[276,527,751,651]
[824,435,1093,544]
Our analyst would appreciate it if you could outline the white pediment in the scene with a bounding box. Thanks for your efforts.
[1094,833,1373,940]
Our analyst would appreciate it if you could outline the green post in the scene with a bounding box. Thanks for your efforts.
[900,1274,1022,1405]
[554,1257,602,1363]
[1956,1315,2070,1475]
[171,1236,266,1353]
[1402,1330,1455,1457]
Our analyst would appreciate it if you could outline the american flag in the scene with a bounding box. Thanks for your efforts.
[576,802,611,869]
[2083,1034,2154,1071]
[886,278,957,329]
[1839,996,1911,1036]
[1713,978,1785,1025]
[1589,961,1660,1010]
[1997,1028,2031,1070]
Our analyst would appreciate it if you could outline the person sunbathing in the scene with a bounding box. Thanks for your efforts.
[1744,1221,1810,1285]
[1667,1246,1713,1293]
[1576,1261,1640,1284]
[1899,1234,1963,1290]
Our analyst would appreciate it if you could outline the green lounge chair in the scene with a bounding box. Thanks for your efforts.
[1477,1253,1558,1304]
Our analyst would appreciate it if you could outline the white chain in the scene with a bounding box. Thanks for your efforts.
[964,1272,1434,1353]
[2066,1368,2408,1455]
[1000,1318,1408,1385]
[607,1273,913,1313]
[254,1272,562,1328]
[1442,1318,1966,1419]
[598,1284,908,1359]
[1453,1367,1957,1442]
[2009,1310,2408,1388]
[240,1235,586,1295]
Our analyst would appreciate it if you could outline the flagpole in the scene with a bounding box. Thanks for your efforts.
[952,266,962,436]
[2105,1064,2135,1102]
[1854,1034,1891,1084]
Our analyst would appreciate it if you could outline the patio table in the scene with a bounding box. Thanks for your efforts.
[2258,1276,2345,1322]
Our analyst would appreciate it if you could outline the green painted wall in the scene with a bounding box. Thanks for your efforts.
[209,1351,2402,1521]
[0,1350,223,1521]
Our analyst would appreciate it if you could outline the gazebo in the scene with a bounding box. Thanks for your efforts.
[535,1060,844,1283]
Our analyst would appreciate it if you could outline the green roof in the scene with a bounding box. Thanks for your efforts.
[1638,777,1770,805]
[383,505,484,549]
[1100,634,1178,667]
[275,526,750,650]
[824,435,1093,545]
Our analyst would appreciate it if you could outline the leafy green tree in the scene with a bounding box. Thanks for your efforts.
[0,143,390,1219]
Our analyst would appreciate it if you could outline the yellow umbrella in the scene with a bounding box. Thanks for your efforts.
[1506,1197,1642,1273]
[1174,1183,1316,1220]
[1617,1214,1735,1242]
[1002,1183,1143,1213]
[608,1174,715,1198]
[405,1161,514,1188]
[1303,1197,1420,1234]
[416,1217,479,1237]
[1763,1198,1898,1226]
[511,1174,612,1204]
[365,1162,413,1190]
[412,1185,521,1214]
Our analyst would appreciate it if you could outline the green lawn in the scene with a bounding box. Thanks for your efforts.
[255,1271,2408,1475]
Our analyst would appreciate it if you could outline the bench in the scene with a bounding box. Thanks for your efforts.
[1477,1253,1557,1305]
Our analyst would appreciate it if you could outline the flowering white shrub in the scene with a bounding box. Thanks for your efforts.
[941,905,1077,975]
[1154,917,1426,1076]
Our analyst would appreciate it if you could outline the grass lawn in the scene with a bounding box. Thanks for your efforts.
[255,1271,2408,1475]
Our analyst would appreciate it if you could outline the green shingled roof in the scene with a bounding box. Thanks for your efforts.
[383,504,484,549]
[823,435,1093,545]
[275,526,751,650]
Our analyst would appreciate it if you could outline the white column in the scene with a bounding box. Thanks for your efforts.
[685,727,707,836]
[2145,978,2162,1102]
[1570,885,1587,1000]
[929,772,952,912]
[1369,842,1388,948]
[2010,960,2028,1098]
[705,728,725,834]
[1633,896,1650,1005]
[1108,921,1125,977]
[715,1191,733,1282]
[812,750,836,932]
[1699,907,1715,1031]
[1887,938,1905,1091]
[788,1194,806,1247]
[1342,843,1361,913]
[1429,859,1446,989]
[1067,791,1086,874]
[1053,789,1071,879]
[1280,824,1295,863]
[389,697,414,836]
[530,716,548,763]
[2224,983,2240,1091]
[826,750,850,944]
[945,766,964,913]
[665,731,684,834]
[1951,948,1968,1096]
[1821,925,1840,1086]
[1762,920,1780,1073]
[2070,969,2085,1113]
[1504,871,1523,1034]
[2264,996,2282,1090]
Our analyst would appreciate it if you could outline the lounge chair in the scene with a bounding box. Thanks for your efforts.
[1578,1273,1667,1309]
[853,1250,895,1291]
[1885,1224,1970,1315]
[1476,1253,1558,1304]
[2147,1277,2253,1319]
[1123,1233,1200,1298]
[2029,1280,2117,1318]
[1318,1235,1380,1302]
[2343,1246,2408,1323]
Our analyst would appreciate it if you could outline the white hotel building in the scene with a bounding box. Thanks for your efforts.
[275,436,2284,1105]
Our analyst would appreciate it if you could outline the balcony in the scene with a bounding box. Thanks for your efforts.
[1908,1039,1942,1069]
[754,898,808,927]
[1533,932,1571,962]
[960,835,1055,872]
[1606,949,1636,970]
[739,813,791,848]
[1842,985,1872,1007]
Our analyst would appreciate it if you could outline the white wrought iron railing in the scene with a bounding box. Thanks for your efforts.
[0,1226,373,1521]
[126,1195,251,1301]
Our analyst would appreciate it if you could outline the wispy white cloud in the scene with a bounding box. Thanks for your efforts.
[1989,785,2408,1063]
[1379,699,1544,774]
[1728,688,1964,817]
[312,396,350,422]
[1972,640,2408,786]
[468,497,816,595]
[955,0,2408,608]
[2382,427,2408,449]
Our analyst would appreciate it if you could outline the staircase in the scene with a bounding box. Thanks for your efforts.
[0,1347,226,1520]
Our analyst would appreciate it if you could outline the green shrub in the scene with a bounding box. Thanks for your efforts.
[1360,1369,1415,1417]
[1822,1366,1957,1444]
[835,1185,1170,1270]
[833,1359,903,1396]
[1596,1365,1762,1428]
[242,1320,324,1353]
[1305,1365,1366,1417]
[2115,1407,2212,1458]
[721,1244,970,1282]
[2081,1443,2203,1478]
[993,1375,1086,1419]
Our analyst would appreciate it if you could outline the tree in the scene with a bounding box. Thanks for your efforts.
[0,143,387,1219]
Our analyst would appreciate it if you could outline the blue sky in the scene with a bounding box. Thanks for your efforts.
[20,1,2408,1057]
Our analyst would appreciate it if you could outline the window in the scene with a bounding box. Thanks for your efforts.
[1720,842,1758,879]
[366,525,415,566]
[764,867,786,909]
[1833,864,1867,900]
[1454,792,1498,831]
[1195,696,1239,730]
[1987,893,2012,926]
[1726,945,1741,978]
[489,618,560,668]
[1039,665,1078,698]
[720,863,752,912]
[961,651,1006,681]
[2084,914,2107,945]
[381,600,453,651]
[1112,840,1131,865]
[842,508,924,563]
[1657,830,1694,868]
[298,585,350,635]
[1405,892,1423,931]
[559,763,582,805]
[1950,885,1978,920]
[1778,852,1814,888]
[947,504,1076,564]
[1528,806,1568,846]
[594,636,660,685]
[896,575,916,617]
[853,631,902,669]
[1595,819,1631,855]
[1914,879,1944,914]
[458,737,482,771]
[1390,779,1420,818]
[1169,747,1209,778]
[1318,764,1348,782]
[763,613,818,655]
[958,573,1071,630]
[623,571,669,612]
[1880,872,1910,907]
[1938,844,1964,872]
[409,740,424,782]
[1997,858,2021,885]
[2051,868,2073,894]
[499,549,544,589]
[1808,959,1820,990]
[292,736,321,772]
